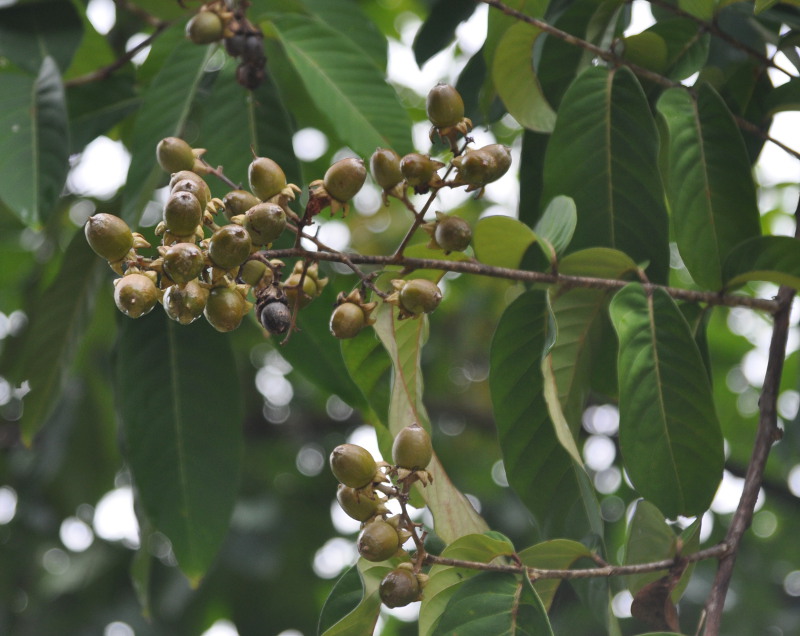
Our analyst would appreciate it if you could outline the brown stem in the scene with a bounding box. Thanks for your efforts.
[256,247,781,314]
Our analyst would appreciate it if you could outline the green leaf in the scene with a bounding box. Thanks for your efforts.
[116,311,243,582]
[518,539,595,611]
[722,236,800,290]
[657,85,761,290]
[0,232,105,444]
[518,130,548,226]
[318,566,364,635]
[764,77,800,116]
[341,329,392,425]
[609,284,723,518]
[493,22,556,132]
[269,14,413,158]
[432,571,554,636]
[542,66,669,283]
[558,247,639,279]
[473,216,537,269]
[121,29,215,225]
[373,304,488,542]
[535,195,577,255]
[420,532,517,636]
[321,560,391,636]
[754,0,781,13]
[490,290,602,539]
[679,0,715,19]
[0,57,69,227]
[648,19,710,81]
[0,0,83,74]
[414,0,477,66]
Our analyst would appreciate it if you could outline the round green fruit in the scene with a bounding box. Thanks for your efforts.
[171,177,210,209]
[399,279,442,315]
[163,280,209,325]
[260,300,291,335]
[283,273,318,309]
[239,259,270,287]
[244,202,286,245]
[357,519,400,562]
[400,153,438,188]
[370,148,403,190]
[208,224,252,270]
[426,83,465,128]
[84,213,133,262]
[392,423,433,470]
[114,274,158,318]
[329,443,377,488]
[222,189,260,220]
[248,156,287,201]
[379,569,421,608]
[480,144,512,183]
[434,215,471,253]
[163,242,205,284]
[330,302,366,339]
[324,157,367,203]
[164,191,203,236]
[185,11,224,45]
[157,137,195,174]
[337,485,380,522]
[204,286,246,332]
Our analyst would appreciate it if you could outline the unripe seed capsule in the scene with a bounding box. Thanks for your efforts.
[329,443,377,488]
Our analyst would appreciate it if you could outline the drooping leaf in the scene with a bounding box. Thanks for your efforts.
[473,215,538,269]
[490,290,602,539]
[0,0,83,74]
[722,235,800,290]
[0,57,69,227]
[116,311,243,582]
[121,29,215,225]
[518,130,548,226]
[318,566,364,635]
[341,329,392,426]
[268,14,413,158]
[657,84,761,290]
[542,66,670,283]
[414,0,477,66]
[534,195,577,256]
[679,0,715,19]
[518,539,596,611]
[493,22,556,132]
[321,560,392,636]
[420,532,517,636]
[0,232,105,444]
[648,19,710,81]
[432,571,554,636]
[558,247,639,279]
[609,284,723,517]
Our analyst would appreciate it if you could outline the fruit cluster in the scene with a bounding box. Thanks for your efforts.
[84,83,511,342]
[329,423,434,608]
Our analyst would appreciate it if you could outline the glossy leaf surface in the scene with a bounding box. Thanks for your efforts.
[722,236,800,290]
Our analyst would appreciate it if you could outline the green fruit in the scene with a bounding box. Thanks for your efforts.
[451,150,491,187]
[157,137,195,174]
[399,279,442,315]
[248,156,287,201]
[336,485,380,522]
[400,153,438,188]
[164,191,203,236]
[260,300,291,335]
[379,569,421,608]
[114,274,158,318]
[171,177,210,209]
[283,273,318,309]
[329,443,377,488]
[163,242,205,284]
[392,423,433,470]
[208,224,252,269]
[239,259,270,287]
[222,189,260,220]
[244,202,286,245]
[169,170,205,191]
[204,286,246,332]
[434,215,471,253]
[185,11,224,45]
[324,157,367,203]
[480,144,512,182]
[84,213,134,262]
[163,280,209,325]
[426,83,465,128]
[330,302,366,339]
[370,148,403,190]
[357,519,400,562]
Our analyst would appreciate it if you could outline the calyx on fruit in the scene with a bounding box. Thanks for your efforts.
[386,278,442,319]
[426,83,472,150]
[392,422,433,471]
[156,137,197,174]
[243,202,286,245]
[281,261,328,309]
[163,280,209,325]
[379,567,423,608]
[113,272,160,318]
[329,443,378,488]
[161,242,206,284]
[336,485,387,522]
[204,285,251,332]
[329,290,377,339]
[84,213,134,262]
[451,144,512,193]
[208,224,252,270]
[399,153,445,194]
[357,518,400,562]
[164,191,203,237]
[185,10,224,45]
[422,211,472,254]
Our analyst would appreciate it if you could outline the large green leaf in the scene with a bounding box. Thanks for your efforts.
[373,305,488,543]
[0,57,69,227]
[432,571,554,635]
[341,329,392,425]
[489,290,601,539]
[518,539,595,611]
[116,311,243,582]
[318,566,364,635]
[268,14,413,158]
[657,85,761,290]
[648,19,710,81]
[420,532,517,636]
[0,0,82,73]
[493,21,556,132]
[0,232,105,444]
[414,0,477,66]
[722,236,800,290]
[121,30,215,225]
[609,284,723,517]
[542,66,669,283]
[473,216,538,269]
[534,195,577,256]
[320,560,392,636]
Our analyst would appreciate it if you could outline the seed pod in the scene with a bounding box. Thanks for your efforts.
[329,443,377,488]
[204,286,247,332]
[480,144,512,183]
[330,302,367,339]
[357,519,400,562]
[163,280,209,325]
[370,148,403,190]
[398,279,442,315]
[164,191,203,236]
[434,215,472,253]
[84,213,134,262]
[244,202,286,245]
[400,153,441,188]
[336,485,381,522]
[169,170,206,191]
[157,137,195,174]
[208,224,252,270]
[379,568,422,608]
[114,273,159,318]
[222,189,260,220]
[163,242,205,284]
[171,177,210,209]
[324,157,367,203]
[283,273,318,309]
[426,83,465,128]
[392,423,433,470]
[260,300,291,335]
[239,259,270,287]
[248,156,287,201]
[185,11,224,44]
